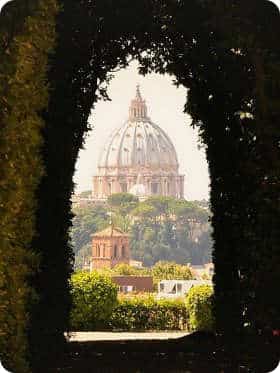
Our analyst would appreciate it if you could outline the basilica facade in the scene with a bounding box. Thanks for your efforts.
[92,86,184,200]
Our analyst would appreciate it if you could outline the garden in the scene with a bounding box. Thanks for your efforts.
[70,271,214,333]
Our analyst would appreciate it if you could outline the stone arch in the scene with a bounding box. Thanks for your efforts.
[38,0,279,344]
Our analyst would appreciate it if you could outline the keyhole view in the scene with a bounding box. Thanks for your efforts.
[1,1,279,372]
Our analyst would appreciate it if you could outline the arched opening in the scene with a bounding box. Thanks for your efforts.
[96,245,100,258]
[121,245,126,258]
[113,244,118,258]
[73,62,211,270]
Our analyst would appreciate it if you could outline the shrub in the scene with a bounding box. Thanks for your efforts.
[112,263,151,276]
[152,261,193,282]
[109,295,188,331]
[70,271,117,330]
[185,285,214,332]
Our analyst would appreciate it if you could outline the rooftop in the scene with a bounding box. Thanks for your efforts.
[92,226,129,238]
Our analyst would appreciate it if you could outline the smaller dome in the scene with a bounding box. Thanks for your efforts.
[129,183,147,197]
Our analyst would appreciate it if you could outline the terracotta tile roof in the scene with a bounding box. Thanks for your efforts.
[92,226,128,237]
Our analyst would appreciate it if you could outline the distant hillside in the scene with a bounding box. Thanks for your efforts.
[71,194,213,269]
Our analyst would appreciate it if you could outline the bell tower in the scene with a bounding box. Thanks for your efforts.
[91,226,130,270]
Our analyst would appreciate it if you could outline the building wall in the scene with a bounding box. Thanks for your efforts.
[92,235,130,269]
[92,172,185,200]
[112,276,154,293]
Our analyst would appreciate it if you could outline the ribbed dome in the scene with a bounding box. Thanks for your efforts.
[98,86,179,172]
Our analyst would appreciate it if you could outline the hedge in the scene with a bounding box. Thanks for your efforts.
[70,271,118,331]
[0,1,57,371]
[109,295,188,331]
[185,285,214,332]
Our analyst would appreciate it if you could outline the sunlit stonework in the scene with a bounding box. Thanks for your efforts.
[92,86,185,200]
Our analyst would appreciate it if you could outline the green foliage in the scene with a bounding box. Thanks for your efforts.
[1,2,278,370]
[0,0,58,371]
[185,285,214,332]
[109,295,188,331]
[152,261,193,282]
[71,196,212,267]
[71,205,109,268]
[108,192,139,208]
[131,197,212,266]
[108,193,139,232]
[79,190,92,198]
[112,263,151,276]
[70,271,118,331]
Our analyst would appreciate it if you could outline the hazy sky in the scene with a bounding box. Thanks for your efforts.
[74,62,210,200]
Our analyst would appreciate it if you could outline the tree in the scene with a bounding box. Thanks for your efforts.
[108,193,139,232]
[152,261,193,282]
[78,190,92,198]
[130,198,212,266]
[112,263,151,276]
[71,205,109,268]
[70,271,118,330]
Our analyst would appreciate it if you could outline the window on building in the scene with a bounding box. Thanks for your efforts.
[120,183,127,193]
[151,183,158,194]
[102,244,106,257]
[121,245,125,258]
[114,245,118,258]
[159,283,164,292]
[177,283,182,293]
[96,245,100,257]
[119,285,136,293]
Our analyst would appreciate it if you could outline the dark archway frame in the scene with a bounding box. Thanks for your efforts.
[1,0,280,371]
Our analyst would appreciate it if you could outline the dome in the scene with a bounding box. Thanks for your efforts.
[98,85,179,173]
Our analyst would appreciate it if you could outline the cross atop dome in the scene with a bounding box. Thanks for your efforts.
[129,85,148,120]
